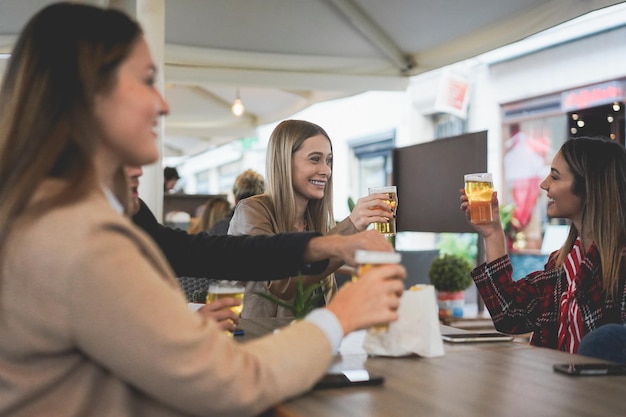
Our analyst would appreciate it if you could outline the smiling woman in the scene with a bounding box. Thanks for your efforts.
[459,136,626,355]
[0,4,408,417]
[228,119,396,318]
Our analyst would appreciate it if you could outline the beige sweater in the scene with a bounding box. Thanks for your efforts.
[0,181,332,417]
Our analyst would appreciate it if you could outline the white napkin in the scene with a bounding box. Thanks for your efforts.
[363,285,445,358]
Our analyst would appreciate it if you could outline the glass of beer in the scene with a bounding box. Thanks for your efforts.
[464,173,494,224]
[206,280,245,317]
[368,185,398,246]
[352,249,402,332]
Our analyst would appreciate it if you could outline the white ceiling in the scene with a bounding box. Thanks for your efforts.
[1,0,623,157]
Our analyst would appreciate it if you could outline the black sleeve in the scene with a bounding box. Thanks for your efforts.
[132,199,328,279]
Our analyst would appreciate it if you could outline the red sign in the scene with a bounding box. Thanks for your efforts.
[561,81,625,111]
[434,70,470,118]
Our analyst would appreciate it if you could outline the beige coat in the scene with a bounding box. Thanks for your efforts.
[229,194,358,318]
[0,181,332,417]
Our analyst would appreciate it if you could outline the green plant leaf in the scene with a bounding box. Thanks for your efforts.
[253,274,325,319]
[436,233,477,266]
[428,254,474,292]
[347,197,356,212]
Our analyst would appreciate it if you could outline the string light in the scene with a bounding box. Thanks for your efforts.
[231,89,245,116]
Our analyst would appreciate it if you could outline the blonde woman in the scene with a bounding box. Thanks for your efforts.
[229,119,395,318]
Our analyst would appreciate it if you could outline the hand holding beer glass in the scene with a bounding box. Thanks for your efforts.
[464,173,494,224]
[352,250,402,332]
[206,280,245,317]
[368,186,398,246]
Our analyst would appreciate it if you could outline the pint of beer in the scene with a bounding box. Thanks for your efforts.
[464,173,494,224]
[206,280,245,317]
[353,250,402,332]
[368,186,398,245]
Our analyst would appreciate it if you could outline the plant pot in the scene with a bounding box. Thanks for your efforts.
[436,290,465,319]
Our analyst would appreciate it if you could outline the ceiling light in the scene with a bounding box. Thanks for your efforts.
[572,113,579,121]
[231,89,245,117]
[607,115,614,123]
[577,120,585,128]
[613,102,621,112]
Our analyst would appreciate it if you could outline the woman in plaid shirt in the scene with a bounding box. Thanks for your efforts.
[460,136,626,353]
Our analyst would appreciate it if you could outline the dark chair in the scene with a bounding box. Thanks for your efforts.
[176,276,210,302]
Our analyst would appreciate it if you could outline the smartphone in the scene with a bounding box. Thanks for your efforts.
[553,363,626,376]
[441,332,514,343]
[313,370,384,390]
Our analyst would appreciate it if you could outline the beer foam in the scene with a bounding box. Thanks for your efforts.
[208,286,244,294]
[464,173,492,183]
[368,185,397,194]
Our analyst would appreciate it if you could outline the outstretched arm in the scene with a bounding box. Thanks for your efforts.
[132,199,328,280]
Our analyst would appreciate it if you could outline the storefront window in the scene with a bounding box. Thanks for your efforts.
[433,113,466,138]
[502,115,567,252]
[352,135,394,197]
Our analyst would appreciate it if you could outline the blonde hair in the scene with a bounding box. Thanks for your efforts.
[265,120,335,233]
[0,3,141,249]
[189,197,231,234]
[554,137,626,299]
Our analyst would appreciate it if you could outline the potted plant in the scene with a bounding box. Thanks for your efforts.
[254,275,324,321]
[428,254,473,319]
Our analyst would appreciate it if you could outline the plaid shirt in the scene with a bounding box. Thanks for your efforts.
[472,244,626,350]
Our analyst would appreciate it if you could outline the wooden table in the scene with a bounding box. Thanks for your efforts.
[237,319,626,417]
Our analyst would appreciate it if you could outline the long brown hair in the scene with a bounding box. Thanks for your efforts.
[189,197,232,233]
[0,3,142,249]
[554,137,626,298]
[265,120,336,233]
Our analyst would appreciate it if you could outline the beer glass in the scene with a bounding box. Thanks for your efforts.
[368,185,398,246]
[352,249,402,332]
[464,173,494,224]
[206,280,245,317]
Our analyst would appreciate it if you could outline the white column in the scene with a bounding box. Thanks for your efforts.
[110,0,165,221]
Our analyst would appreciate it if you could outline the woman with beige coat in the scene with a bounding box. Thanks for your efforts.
[0,4,405,417]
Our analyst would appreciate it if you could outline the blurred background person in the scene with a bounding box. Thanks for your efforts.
[188,197,231,234]
[209,169,265,235]
[163,166,179,193]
